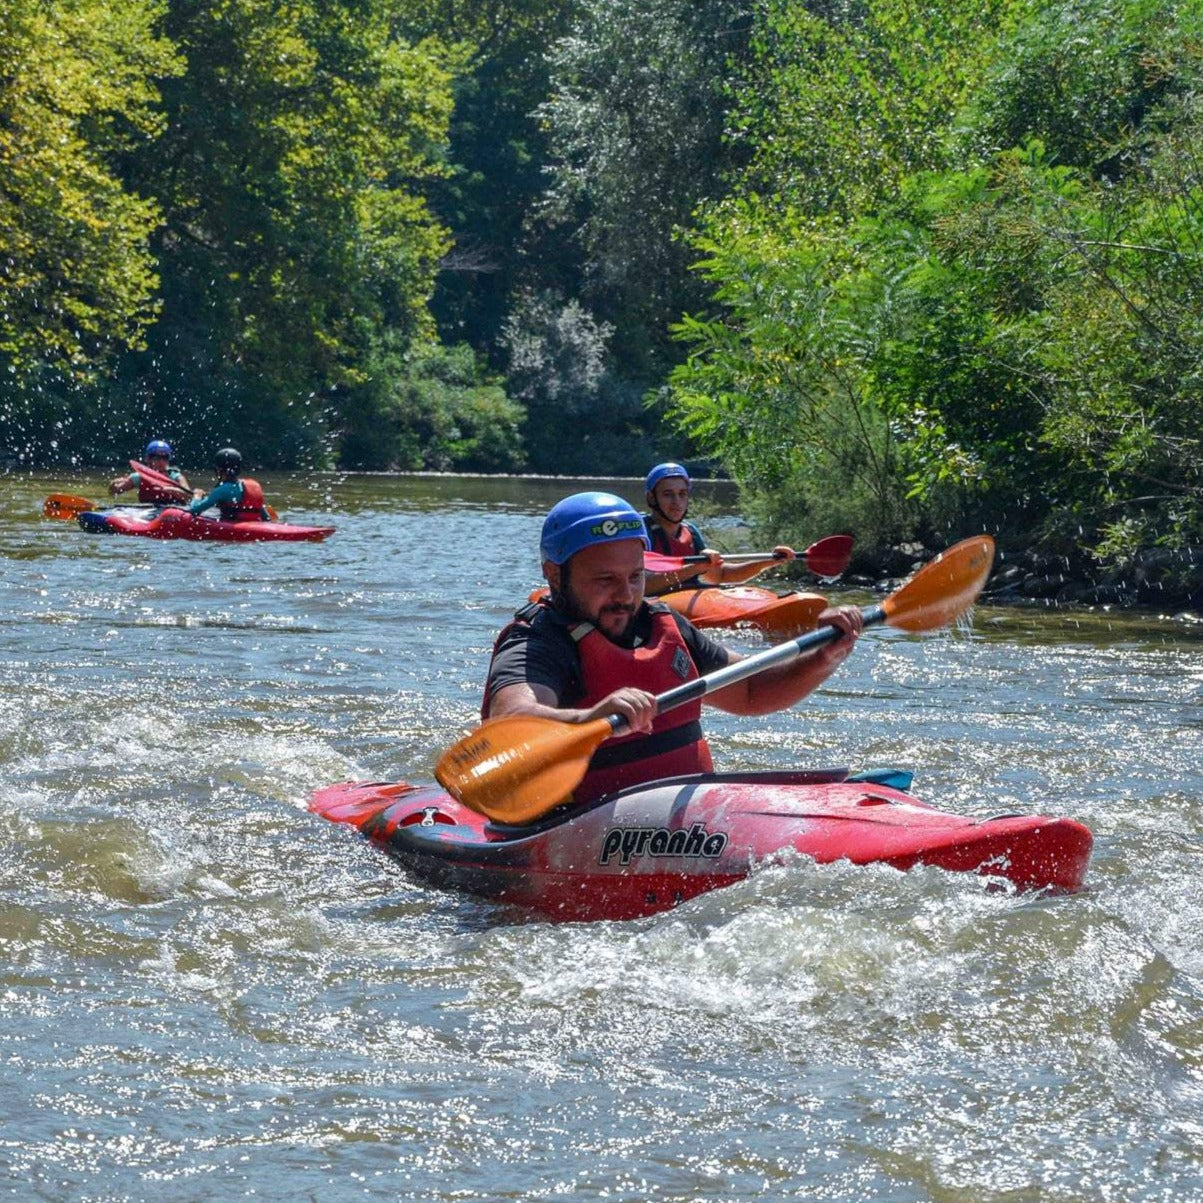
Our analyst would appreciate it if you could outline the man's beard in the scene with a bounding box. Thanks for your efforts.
[553,571,639,643]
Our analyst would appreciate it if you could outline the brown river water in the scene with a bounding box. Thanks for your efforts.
[2,470,1202,1201]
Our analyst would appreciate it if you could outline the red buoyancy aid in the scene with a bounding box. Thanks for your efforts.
[571,609,713,802]
[219,478,266,522]
[646,517,702,558]
[484,601,712,805]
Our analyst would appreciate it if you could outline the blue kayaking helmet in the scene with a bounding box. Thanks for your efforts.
[540,492,650,565]
[644,462,690,494]
[145,439,173,460]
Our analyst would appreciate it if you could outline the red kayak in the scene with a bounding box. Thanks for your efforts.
[310,769,1092,922]
[78,506,335,542]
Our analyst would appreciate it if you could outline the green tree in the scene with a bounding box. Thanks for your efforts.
[665,0,1026,546]
[728,0,1024,220]
[337,340,526,471]
[119,0,463,465]
[538,0,751,377]
[964,0,1196,178]
[672,2,1203,556]
[408,0,577,361]
[0,0,180,462]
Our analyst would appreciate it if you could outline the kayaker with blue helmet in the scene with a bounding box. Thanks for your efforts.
[642,462,797,594]
[187,447,272,522]
[109,440,194,503]
[483,491,861,804]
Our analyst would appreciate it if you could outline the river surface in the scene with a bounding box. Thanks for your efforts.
[2,470,1202,1202]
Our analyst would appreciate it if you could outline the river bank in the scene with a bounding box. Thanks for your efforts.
[846,540,1203,620]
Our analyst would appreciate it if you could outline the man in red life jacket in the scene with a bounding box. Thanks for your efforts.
[483,491,862,805]
[109,440,194,503]
[642,462,798,595]
[187,447,272,522]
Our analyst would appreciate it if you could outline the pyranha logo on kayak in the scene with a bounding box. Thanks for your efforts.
[599,822,728,867]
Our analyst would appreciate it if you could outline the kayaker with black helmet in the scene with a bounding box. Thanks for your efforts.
[482,491,862,804]
[110,440,194,503]
[642,461,797,595]
[187,447,272,522]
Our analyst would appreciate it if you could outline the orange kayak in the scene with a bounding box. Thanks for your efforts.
[659,586,828,639]
[525,585,827,639]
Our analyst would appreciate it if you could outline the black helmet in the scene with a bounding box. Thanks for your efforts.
[214,447,242,477]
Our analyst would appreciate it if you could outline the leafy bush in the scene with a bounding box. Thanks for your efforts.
[336,341,526,472]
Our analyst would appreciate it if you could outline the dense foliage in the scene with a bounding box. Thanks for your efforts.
[669,0,1203,558]
[1,0,1199,562]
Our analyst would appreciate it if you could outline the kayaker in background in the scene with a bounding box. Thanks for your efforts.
[109,440,194,503]
[642,462,797,595]
[482,491,861,804]
[186,447,273,522]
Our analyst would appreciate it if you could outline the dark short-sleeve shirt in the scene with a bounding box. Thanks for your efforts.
[485,601,731,710]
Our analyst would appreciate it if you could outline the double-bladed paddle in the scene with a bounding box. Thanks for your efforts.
[43,460,188,519]
[436,535,995,824]
[644,533,854,580]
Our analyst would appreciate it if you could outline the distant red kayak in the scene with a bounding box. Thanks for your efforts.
[78,505,334,543]
[310,769,1093,922]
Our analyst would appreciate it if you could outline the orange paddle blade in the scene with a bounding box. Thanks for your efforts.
[435,714,614,823]
[43,493,95,520]
[882,535,995,632]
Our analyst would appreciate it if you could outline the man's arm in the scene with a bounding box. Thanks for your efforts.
[645,549,723,596]
[704,606,863,716]
[718,546,797,585]
[488,681,658,734]
[188,480,238,514]
[486,624,658,733]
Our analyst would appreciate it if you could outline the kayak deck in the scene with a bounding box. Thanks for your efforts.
[78,506,334,542]
[310,769,1093,922]
[659,586,828,639]
[527,584,828,639]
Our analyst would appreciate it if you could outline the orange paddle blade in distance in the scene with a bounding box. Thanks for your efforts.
[435,714,615,823]
[43,494,95,520]
[881,535,995,632]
